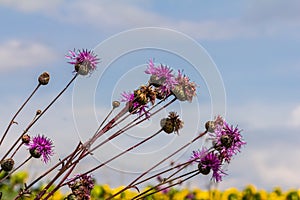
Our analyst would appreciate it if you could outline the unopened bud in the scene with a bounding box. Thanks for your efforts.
[38,72,50,85]
[112,101,120,109]
[22,134,30,144]
[36,109,42,115]
[1,158,15,172]
[205,121,215,133]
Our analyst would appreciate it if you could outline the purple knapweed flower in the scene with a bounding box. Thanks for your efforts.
[214,121,246,163]
[29,135,54,163]
[120,91,150,118]
[191,148,225,182]
[145,59,177,96]
[66,49,99,75]
[173,70,197,102]
[121,91,135,103]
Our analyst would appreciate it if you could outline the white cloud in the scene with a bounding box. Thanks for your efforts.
[0,40,57,72]
[290,105,300,127]
[1,0,299,40]
[60,1,257,40]
[246,147,300,188]
[0,0,61,13]
[226,102,293,131]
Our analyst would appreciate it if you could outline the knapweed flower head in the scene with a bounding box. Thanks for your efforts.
[172,70,197,102]
[66,49,99,76]
[120,86,153,118]
[213,121,246,162]
[160,112,184,134]
[145,59,177,96]
[68,174,94,200]
[190,147,225,182]
[29,135,54,163]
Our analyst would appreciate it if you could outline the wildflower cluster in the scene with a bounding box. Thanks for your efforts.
[0,48,246,200]
[121,59,197,119]
[190,116,246,182]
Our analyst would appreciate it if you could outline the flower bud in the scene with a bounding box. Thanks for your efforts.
[205,121,215,133]
[112,101,120,109]
[22,134,31,144]
[30,148,41,159]
[38,72,50,85]
[1,158,15,172]
[36,109,42,115]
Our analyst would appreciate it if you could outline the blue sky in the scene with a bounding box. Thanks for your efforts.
[0,0,300,192]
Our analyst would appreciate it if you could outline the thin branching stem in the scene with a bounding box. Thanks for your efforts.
[0,84,41,146]
[108,130,207,200]
[1,74,78,162]
[0,156,32,183]
[132,170,200,200]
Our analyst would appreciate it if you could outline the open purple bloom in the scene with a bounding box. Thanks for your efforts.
[66,49,99,75]
[145,59,177,96]
[190,147,209,163]
[191,147,225,182]
[120,91,150,118]
[201,151,225,182]
[29,135,54,163]
[214,121,246,163]
[121,91,135,102]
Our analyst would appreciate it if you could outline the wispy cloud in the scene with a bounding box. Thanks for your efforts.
[0,40,57,72]
[290,105,300,127]
[0,0,61,13]
[1,0,299,40]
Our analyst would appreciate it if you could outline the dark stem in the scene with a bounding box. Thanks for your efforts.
[88,97,177,155]
[1,74,78,163]
[107,130,207,200]
[0,156,32,183]
[0,83,41,146]
[32,142,82,200]
[62,129,163,188]
[132,170,200,200]
[24,142,82,191]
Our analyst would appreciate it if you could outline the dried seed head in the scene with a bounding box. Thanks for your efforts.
[205,121,215,133]
[171,85,186,101]
[112,101,120,109]
[1,158,15,172]
[22,134,31,144]
[38,72,50,85]
[160,118,174,134]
